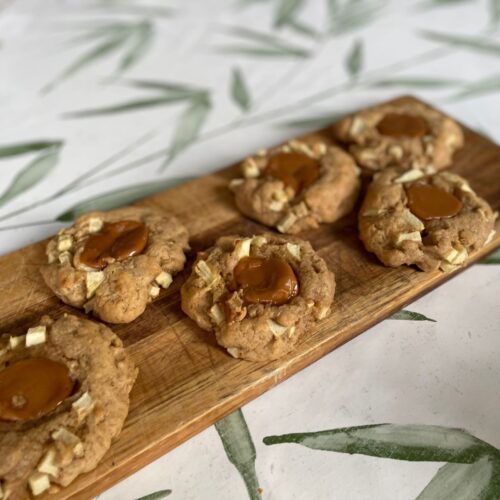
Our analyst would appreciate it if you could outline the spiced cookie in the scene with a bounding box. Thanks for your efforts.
[334,101,464,174]
[358,168,496,271]
[41,207,189,324]
[181,233,335,361]
[0,314,137,499]
[229,139,361,234]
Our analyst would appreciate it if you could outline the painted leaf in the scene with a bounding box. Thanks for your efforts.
[418,0,474,10]
[164,95,211,166]
[126,79,199,94]
[263,424,496,463]
[215,410,261,500]
[416,457,497,500]
[43,33,127,93]
[492,0,500,27]
[64,95,196,118]
[231,68,251,112]
[118,21,154,72]
[285,19,318,39]
[389,310,436,322]
[329,3,384,36]
[216,45,309,58]
[57,178,190,221]
[345,39,363,78]
[481,248,500,264]
[135,490,172,500]
[452,74,500,100]
[282,112,348,128]
[0,146,61,208]
[370,77,460,88]
[274,0,304,27]
[0,141,62,159]
[421,31,500,57]
[98,5,175,18]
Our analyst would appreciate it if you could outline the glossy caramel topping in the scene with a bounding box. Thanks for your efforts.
[407,184,462,220]
[233,256,299,305]
[0,358,74,422]
[376,113,430,138]
[80,220,148,269]
[265,152,320,193]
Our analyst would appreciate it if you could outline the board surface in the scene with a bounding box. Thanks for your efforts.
[1,96,499,499]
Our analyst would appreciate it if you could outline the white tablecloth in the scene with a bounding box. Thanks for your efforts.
[1,0,499,498]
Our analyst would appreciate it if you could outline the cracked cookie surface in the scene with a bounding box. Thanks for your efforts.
[230,138,361,234]
[333,101,464,174]
[181,233,335,361]
[41,207,189,324]
[358,168,496,271]
[0,314,137,499]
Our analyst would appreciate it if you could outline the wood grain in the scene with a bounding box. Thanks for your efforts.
[1,96,499,499]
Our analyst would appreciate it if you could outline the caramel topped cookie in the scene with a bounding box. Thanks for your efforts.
[358,168,496,271]
[0,315,137,499]
[230,139,361,234]
[333,101,464,174]
[181,233,335,361]
[41,207,189,324]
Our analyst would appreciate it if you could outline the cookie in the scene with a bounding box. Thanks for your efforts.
[0,314,137,499]
[41,207,189,324]
[358,168,496,271]
[333,101,464,174]
[229,138,361,234]
[181,233,335,361]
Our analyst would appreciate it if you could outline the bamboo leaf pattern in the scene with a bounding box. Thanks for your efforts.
[345,39,363,78]
[389,310,436,322]
[451,73,500,100]
[135,490,172,500]
[215,26,311,58]
[263,424,498,463]
[0,141,62,159]
[162,94,212,167]
[370,77,461,88]
[43,21,156,92]
[481,248,500,264]
[230,67,252,112]
[421,31,500,57]
[492,0,500,27]
[274,0,305,28]
[0,145,62,208]
[416,457,499,500]
[327,1,385,36]
[215,410,261,500]
[57,177,190,221]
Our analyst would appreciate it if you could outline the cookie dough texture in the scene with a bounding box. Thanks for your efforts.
[41,207,189,324]
[230,139,361,234]
[334,101,464,173]
[181,233,335,361]
[0,314,137,499]
[358,168,496,271]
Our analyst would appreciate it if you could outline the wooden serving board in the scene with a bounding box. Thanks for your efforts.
[1,96,499,499]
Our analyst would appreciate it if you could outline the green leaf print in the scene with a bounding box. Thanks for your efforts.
[416,457,499,500]
[0,145,62,208]
[162,94,212,167]
[345,39,363,78]
[57,178,190,221]
[274,0,305,27]
[263,424,498,463]
[135,490,172,500]
[215,410,261,500]
[43,21,155,92]
[327,1,385,36]
[481,248,500,264]
[215,26,311,58]
[492,0,500,27]
[370,77,461,88]
[0,140,62,159]
[421,31,500,57]
[230,67,252,112]
[451,73,500,100]
[389,310,436,322]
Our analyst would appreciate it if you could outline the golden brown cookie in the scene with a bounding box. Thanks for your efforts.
[181,233,335,361]
[0,314,137,499]
[358,168,496,271]
[229,139,361,234]
[334,101,464,174]
[41,207,189,324]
